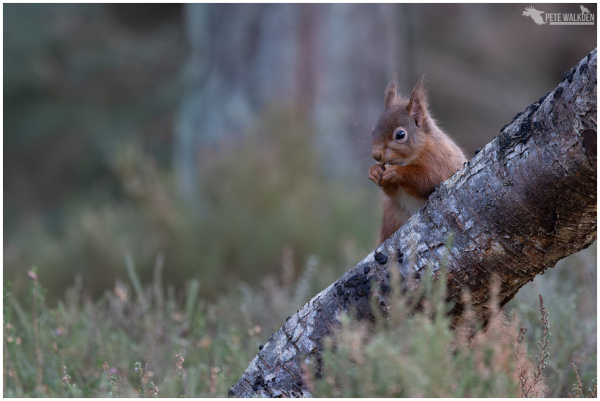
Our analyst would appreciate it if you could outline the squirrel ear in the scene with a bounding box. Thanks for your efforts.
[407,75,429,128]
[384,74,398,109]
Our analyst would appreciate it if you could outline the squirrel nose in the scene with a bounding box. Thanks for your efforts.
[372,150,382,162]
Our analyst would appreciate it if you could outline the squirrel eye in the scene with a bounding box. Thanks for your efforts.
[395,130,406,141]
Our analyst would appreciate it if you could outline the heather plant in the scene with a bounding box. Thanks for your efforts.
[3,247,597,397]
[569,363,598,398]
[4,264,255,397]
[311,265,551,397]
[309,253,597,398]
[3,250,344,397]
[506,243,597,396]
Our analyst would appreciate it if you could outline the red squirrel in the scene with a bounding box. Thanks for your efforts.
[369,76,467,244]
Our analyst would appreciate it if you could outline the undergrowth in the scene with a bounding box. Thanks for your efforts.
[4,248,596,397]
[3,248,331,397]
[311,267,550,397]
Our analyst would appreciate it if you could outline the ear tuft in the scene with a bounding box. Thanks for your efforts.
[384,74,398,109]
[407,75,429,128]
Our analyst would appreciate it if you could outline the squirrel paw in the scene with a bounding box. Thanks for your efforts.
[380,164,403,187]
[369,163,386,187]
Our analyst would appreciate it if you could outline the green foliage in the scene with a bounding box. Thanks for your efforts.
[5,106,379,303]
[4,264,257,397]
[4,249,595,397]
[4,4,183,232]
[4,247,349,397]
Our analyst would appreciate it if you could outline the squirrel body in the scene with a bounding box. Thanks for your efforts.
[370,76,467,244]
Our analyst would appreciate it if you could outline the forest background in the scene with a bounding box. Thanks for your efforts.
[3,3,597,397]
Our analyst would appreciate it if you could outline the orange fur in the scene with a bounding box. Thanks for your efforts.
[369,76,467,244]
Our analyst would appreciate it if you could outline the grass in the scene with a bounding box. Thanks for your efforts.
[4,244,596,397]
[3,244,340,397]
[4,266,255,397]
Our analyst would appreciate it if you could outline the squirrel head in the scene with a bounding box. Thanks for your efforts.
[372,75,430,166]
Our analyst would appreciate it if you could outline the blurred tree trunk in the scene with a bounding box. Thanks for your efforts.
[228,49,596,398]
[174,4,410,199]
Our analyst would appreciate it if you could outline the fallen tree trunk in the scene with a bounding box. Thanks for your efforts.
[229,49,597,398]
